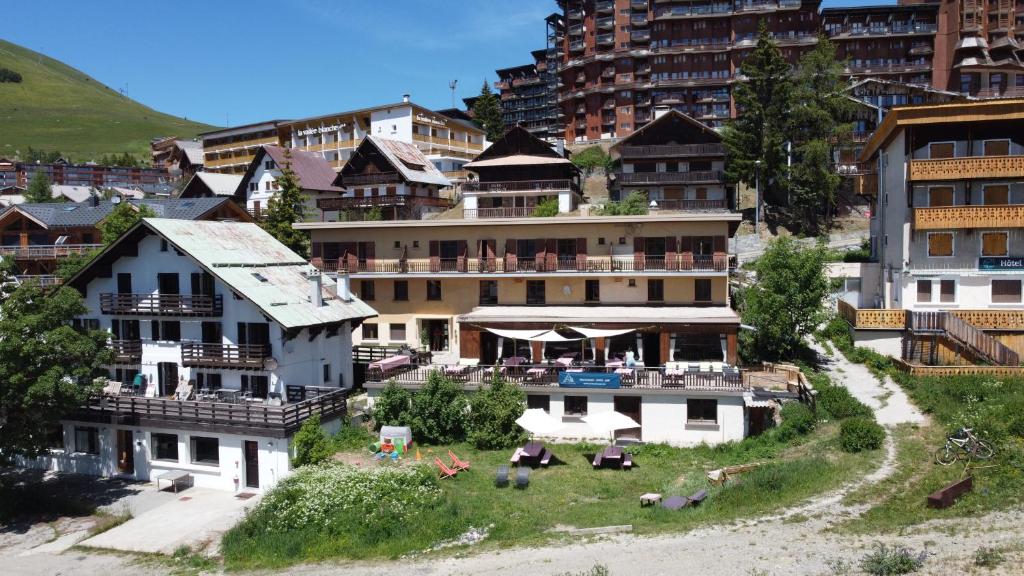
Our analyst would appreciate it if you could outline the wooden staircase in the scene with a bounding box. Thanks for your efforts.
[905,311,1020,366]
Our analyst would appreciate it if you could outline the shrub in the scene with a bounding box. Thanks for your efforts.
[333,422,374,452]
[571,145,612,176]
[0,68,22,83]
[859,543,926,575]
[776,402,816,440]
[371,380,412,430]
[839,417,885,453]
[973,546,1005,569]
[467,375,527,450]
[408,370,469,444]
[292,413,333,467]
[531,197,560,217]
[818,385,873,420]
[601,190,649,215]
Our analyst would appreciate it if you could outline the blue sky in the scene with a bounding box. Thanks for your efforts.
[3,0,891,128]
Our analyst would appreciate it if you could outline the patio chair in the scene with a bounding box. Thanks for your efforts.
[539,449,553,467]
[495,465,510,488]
[435,457,459,480]
[448,449,470,471]
[661,495,688,510]
[687,489,708,506]
[515,466,530,489]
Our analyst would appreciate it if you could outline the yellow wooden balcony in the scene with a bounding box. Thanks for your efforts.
[838,300,906,329]
[908,155,1024,181]
[913,204,1024,230]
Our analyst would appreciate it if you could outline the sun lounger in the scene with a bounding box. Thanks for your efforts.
[623,453,633,470]
[592,452,604,468]
[495,465,509,487]
[539,449,553,467]
[435,457,459,479]
[661,495,688,510]
[688,489,708,506]
[515,466,530,489]
[449,449,470,471]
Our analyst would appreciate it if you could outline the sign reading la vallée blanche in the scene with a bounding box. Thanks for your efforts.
[558,371,620,389]
[979,256,1024,271]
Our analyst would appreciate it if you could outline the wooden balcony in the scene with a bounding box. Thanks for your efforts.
[852,173,877,196]
[111,339,142,363]
[181,342,270,369]
[313,254,729,275]
[908,155,1024,181]
[837,300,906,330]
[76,387,347,437]
[618,144,725,158]
[100,293,223,317]
[950,309,1024,330]
[340,172,402,186]
[913,205,1024,230]
[461,179,576,194]
[0,244,102,259]
[618,171,724,185]
[316,195,452,211]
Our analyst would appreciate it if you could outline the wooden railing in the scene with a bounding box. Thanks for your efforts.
[461,179,575,193]
[909,155,1024,181]
[352,345,432,364]
[620,198,727,211]
[907,311,1020,366]
[0,244,102,259]
[180,342,270,368]
[618,144,725,158]
[368,365,745,392]
[913,205,1024,230]
[78,388,347,435]
[837,300,906,329]
[110,339,142,362]
[316,195,451,211]
[313,253,729,275]
[100,293,223,316]
[893,359,1024,377]
[341,173,402,186]
[464,207,538,219]
[950,309,1024,331]
[618,171,724,184]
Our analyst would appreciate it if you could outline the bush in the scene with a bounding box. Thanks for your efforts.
[601,190,649,215]
[818,385,873,420]
[839,417,885,453]
[333,422,374,452]
[371,380,412,430]
[292,413,333,467]
[571,145,612,175]
[859,543,926,575]
[408,370,469,444]
[0,68,22,83]
[531,197,560,217]
[467,376,527,450]
[973,546,1005,569]
[776,402,816,440]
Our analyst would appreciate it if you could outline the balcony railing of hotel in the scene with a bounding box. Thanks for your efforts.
[619,143,726,158]
[99,293,223,317]
[461,179,576,194]
[618,171,725,184]
[78,387,347,435]
[317,195,452,211]
[631,14,649,25]
[0,243,102,259]
[913,204,1024,230]
[975,86,1024,99]
[845,62,932,74]
[181,342,270,369]
[631,31,651,42]
[596,0,614,12]
[654,0,799,19]
[631,0,649,8]
[597,16,614,29]
[368,364,745,392]
[570,41,585,52]
[908,155,1024,181]
[111,339,142,363]
[826,22,937,37]
[313,254,729,275]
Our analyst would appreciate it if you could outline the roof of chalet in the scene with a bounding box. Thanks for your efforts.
[175,140,204,165]
[180,172,244,198]
[236,146,344,197]
[68,219,377,331]
[0,197,247,229]
[463,126,576,171]
[861,98,1024,160]
[339,137,451,188]
[610,109,721,156]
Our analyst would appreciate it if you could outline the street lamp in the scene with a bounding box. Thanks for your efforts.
[754,160,762,237]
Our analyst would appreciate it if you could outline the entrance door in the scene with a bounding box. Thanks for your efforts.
[613,396,642,441]
[116,430,134,475]
[480,331,498,365]
[157,362,178,396]
[422,319,449,352]
[243,440,259,489]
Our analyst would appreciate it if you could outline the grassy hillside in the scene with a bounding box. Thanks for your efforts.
[0,39,216,162]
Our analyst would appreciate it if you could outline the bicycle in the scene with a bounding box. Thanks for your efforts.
[934,427,995,466]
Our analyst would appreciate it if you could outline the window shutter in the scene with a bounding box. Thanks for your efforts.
[429,240,440,273]
[982,232,1008,256]
[505,238,517,270]
[576,237,587,271]
[458,240,469,272]
[634,236,646,271]
[666,236,678,271]
[984,185,1009,205]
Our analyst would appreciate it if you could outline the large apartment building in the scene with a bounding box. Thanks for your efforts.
[842,98,1024,370]
[0,160,171,194]
[200,120,285,175]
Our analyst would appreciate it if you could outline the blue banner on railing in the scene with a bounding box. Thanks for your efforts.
[559,371,620,389]
[979,256,1024,271]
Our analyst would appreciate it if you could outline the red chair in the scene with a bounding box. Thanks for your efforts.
[435,457,459,479]
[448,449,471,471]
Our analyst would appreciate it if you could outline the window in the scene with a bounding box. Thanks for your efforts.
[360,280,375,301]
[527,394,550,412]
[648,279,664,302]
[389,323,407,342]
[46,424,64,450]
[72,318,100,332]
[479,280,498,305]
[323,363,331,383]
[526,280,546,305]
[362,323,379,340]
[984,185,1009,206]
[928,142,955,159]
[240,375,269,398]
[248,182,257,192]
[189,436,219,466]
[981,232,1008,256]
[992,280,1022,303]
[585,279,600,303]
[151,433,179,461]
[75,426,99,455]
[426,280,442,301]
[939,279,956,303]
[983,140,1010,156]
[687,398,717,424]
[927,233,953,257]
[695,278,712,303]
[264,160,275,170]
[564,395,588,417]
[393,280,409,301]
[160,239,168,252]
[917,279,933,303]
[928,186,954,207]
[151,320,181,342]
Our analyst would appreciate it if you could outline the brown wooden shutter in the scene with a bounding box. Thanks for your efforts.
[666,236,678,271]
[364,242,375,269]
[927,233,953,257]
[982,232,1008,256]
[634,236,645,271]
[505,238,517,270]
[983,140,1009,156]
[929,143,954,159]
[713,235,727,268]
[984,185,1009,205]
[429,240,440,272]
[546,238,557,271]
[576,237,587,271]
[679,236,693,270]
[458,240,469,272]
[928,187,954,207]
[535,237,546,271]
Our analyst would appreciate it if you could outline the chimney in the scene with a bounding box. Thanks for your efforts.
[654,105,670,120]
[402,93,411,103]
[338,271,352,302]
[309,272,323,308]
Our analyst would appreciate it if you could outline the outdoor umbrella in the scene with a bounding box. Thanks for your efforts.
[582,410,640,443]
[515,408,563,437]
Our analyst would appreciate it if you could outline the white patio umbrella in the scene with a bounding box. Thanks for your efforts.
[515,408,563,437]
[582,410,640,443]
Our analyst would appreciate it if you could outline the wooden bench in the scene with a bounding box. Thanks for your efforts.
[539,449,553,467]
[927,476,973,509]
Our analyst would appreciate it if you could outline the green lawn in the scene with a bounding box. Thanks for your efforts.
[222,423,877,569]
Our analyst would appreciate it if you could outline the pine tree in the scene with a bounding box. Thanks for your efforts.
[260,150,310,258]
[25,171,55,203]
[472,80,506,142]
[722,21,794,208]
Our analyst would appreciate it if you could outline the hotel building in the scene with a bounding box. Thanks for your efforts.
[200,120,287,175]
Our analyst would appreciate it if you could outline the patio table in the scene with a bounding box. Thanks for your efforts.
[522,441,544,459]
[503,356,528,366]
[526,367,548,380]
[606,360,624,371]
[640,493,662,507]
[369,354,410,374]
[554,357,574,368]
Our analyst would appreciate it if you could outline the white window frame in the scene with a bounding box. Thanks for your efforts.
[915,278,934,304]
[926,231,955,258]
[928,140,957,159]
[981,138,1011,157]
[979,230,1010,257]
[936,277,958,305]
[982,183,1012,206]
[926,184,956,207]
[990,278,1024,305]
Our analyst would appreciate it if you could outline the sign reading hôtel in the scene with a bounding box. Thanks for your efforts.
[979,256,1024,271]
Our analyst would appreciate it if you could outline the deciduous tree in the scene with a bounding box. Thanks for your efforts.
[467,375,527,450]
[100,201,156,244]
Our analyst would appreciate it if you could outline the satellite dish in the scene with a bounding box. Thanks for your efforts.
[263,357,279,371]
